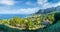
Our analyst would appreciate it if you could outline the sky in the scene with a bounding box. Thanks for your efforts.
[0,0,60,14]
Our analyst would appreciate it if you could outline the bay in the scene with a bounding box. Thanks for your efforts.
[0,14,31,19]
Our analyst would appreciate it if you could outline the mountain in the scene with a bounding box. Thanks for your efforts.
[35,6,60,14]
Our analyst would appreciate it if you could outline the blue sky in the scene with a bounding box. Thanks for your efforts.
[0,0,60,14]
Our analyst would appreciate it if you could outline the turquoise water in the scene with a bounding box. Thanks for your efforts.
[0,14,31,19]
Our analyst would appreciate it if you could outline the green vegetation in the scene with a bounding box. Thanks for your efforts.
[0,11,60,32]
[0,12,55,30]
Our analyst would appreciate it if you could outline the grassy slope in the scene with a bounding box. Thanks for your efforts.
[43,20,60,32]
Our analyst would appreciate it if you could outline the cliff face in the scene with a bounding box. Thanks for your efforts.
[35,6,60,14]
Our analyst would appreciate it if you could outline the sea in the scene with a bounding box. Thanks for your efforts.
[0,14,31,19]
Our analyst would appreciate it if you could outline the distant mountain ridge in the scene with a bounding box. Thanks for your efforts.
[35,6,60,14]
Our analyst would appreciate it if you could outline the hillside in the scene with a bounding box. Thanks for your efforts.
[0,11,60,32]
[0,20,60,32]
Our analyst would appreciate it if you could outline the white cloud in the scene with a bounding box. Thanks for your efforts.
[18,8,40,14]
[42,2,60,9]
[0,0,15,5]
[0,7,40,14]
[37,0,60,9]
[37,0,47,5]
